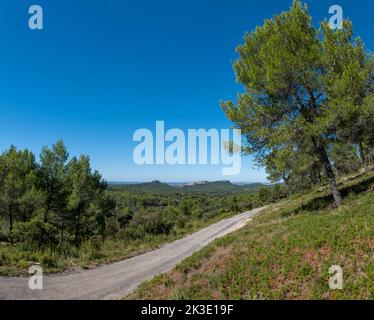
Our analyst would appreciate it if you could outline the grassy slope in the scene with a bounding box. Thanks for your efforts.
[128,173,374,300]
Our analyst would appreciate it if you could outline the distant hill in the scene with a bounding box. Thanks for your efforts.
[180,180,263,193]
[109,180,177,193]
[109,180,266,194]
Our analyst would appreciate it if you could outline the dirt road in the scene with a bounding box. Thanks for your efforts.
[0,207,265,300]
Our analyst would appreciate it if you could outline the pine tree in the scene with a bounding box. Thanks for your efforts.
[221,1,371,206]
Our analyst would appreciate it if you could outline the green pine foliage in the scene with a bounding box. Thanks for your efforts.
[221,0,374,206]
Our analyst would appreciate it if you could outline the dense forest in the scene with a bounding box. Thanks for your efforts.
[0,141,111,247]
[221,0,374,206]
[0,140,286,258]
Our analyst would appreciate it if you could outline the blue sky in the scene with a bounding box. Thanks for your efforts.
[1,0,373,182]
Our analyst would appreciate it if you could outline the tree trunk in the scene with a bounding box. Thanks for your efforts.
[8,205,13,245]
[44,202,50,223]
[75,220,80,246]
[358,141,369,174]
[60,220,64,243]
[282,173,292,196]
[312,137,343,207]
[317,171,323,185]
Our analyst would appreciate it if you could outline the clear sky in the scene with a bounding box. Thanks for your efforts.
[1,0,373,182]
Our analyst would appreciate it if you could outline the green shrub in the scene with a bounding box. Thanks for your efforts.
[0,250,9,265]
[129,210,174,236]
[12,217,57,247]
[40,254,58,268]
[0,220,9,242]
[105,217,120,238]
[89,235,103,251]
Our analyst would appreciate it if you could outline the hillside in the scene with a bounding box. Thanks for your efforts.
[110,180,177,193]
[128,172,374,300]
[109,180,266,194]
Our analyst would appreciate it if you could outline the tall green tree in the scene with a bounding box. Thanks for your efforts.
[38,140,69,224]
[92,190,116,238]
[0,146,37,242]
[66,155,104,245]
[221,1,369,206]
[321,21,374,174]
